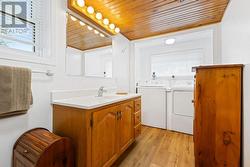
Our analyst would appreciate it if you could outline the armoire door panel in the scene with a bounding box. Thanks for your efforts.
[194,65,242,167]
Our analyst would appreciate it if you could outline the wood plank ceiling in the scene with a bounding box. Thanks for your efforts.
[83,0,230,40]
[67,16,112,51]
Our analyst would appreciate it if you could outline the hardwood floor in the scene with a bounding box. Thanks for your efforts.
[113,126,195,167]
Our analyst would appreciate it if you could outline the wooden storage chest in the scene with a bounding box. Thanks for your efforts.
[13,128,74,167]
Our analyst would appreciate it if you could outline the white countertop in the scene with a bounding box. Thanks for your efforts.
[52,94,141,110]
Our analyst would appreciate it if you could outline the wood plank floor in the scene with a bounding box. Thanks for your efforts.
[113,126,195,167]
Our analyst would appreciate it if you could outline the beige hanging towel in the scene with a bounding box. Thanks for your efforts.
[0,65,32,118]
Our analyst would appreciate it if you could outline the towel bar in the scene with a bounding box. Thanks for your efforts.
[32,70,54,76]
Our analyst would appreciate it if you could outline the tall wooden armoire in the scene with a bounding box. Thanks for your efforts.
[193,64,243,167]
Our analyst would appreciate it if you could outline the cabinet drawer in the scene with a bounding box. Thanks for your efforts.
[134,98,141,112]
[134,124,141,138]
[13,150,35,167]
[15,144,39,163]
[134,111,141,126]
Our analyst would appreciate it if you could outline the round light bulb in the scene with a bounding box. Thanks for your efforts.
[115,27,120,33]
[87,6,95,14]
[87,26,93,31]
[109,24,115,30]
[79,21,85,26]
[100,33,105,37]
[96,12,103,20]
[103,18,109,25]
[70,16,77,21]
[76,0,85,7]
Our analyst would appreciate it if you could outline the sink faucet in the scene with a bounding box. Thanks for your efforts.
[152,72,156,80]
[97,86,107,97]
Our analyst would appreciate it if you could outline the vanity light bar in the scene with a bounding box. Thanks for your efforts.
[68,13,107,38]
[69,0,120,35]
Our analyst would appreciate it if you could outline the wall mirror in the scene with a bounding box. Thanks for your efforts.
[66,13,113,78]
[84,47,113,78]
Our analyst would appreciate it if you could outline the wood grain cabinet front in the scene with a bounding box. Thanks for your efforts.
[53,97,141,167]
[134,111,141,126]
[13,128,74,167]
[119,101,134,153]
[91,106,119,167]
[194,65,243,167]
[134,98,142,138]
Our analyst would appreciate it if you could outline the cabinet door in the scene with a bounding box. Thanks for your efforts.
[194,67,242,167]
[91,106,119,167]
[119,101,134,153]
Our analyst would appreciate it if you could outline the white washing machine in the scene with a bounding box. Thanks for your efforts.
[138,86,167,129]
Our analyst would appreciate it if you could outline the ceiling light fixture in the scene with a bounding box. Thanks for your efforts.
[71,0,120,35]
[115,27,120,33]
[76,0,85,7]
[87,6,95,14]
[165,38,176,45]
[96,12,103,20]
[109,24,115,30]
[103,18,109,25]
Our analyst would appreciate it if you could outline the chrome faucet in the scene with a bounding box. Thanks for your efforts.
[97,86,107,97]
[152,72,156,80]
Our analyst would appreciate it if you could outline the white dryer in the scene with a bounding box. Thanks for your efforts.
[167,86,194,134]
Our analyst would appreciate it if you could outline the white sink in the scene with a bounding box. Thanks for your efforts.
[52,94,141,110]
[95,95,119,100]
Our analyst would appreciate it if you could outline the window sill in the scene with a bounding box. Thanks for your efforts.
[0,46,56,66]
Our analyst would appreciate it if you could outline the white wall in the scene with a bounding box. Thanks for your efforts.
[113,34,131,92]
[135,38,212,81]
[130,26,218,92]
[221,0,250,166]
[0,0,130,166]
[221,0,250,64]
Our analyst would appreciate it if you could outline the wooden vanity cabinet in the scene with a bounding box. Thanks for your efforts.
[53,97,141,167]
[193,65,243,167]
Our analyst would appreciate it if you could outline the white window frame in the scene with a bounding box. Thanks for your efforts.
[0,0,56,66]
[150,48,204,77]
